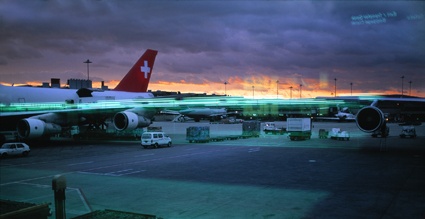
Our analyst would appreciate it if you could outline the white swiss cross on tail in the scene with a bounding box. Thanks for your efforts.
[141,61,151,79]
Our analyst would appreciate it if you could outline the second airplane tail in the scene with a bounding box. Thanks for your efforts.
[114,49,158,92]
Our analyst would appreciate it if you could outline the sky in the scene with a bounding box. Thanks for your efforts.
[0,0,424,98]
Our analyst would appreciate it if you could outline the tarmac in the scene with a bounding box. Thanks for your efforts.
[1,121,424,219]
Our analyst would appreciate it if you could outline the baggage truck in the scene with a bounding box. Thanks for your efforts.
[186,126,210,143]
[287,118,312,140]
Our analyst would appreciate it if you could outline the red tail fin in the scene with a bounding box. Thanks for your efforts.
[114,49,158,92]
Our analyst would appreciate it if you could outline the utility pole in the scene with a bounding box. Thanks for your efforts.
[350,82,353,96]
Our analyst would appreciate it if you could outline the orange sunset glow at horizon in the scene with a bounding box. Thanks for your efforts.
[1,74,421,99]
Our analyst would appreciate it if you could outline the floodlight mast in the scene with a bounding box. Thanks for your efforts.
[401,75,405,97]
[299,84,302,99]
[334,78,337,97]
[276,80,279,99]
[84,59,92,80]
[289,86,293,99]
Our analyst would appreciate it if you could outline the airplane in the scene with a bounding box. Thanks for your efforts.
[323,106,356,121]
[334,106,356,121]
[355,97,425,137]
[0,49,159,140]
[178,107,229,122]
[335,111,356,121]
[313,105,356,122]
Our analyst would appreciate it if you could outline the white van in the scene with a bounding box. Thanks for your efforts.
[141,132,172,149]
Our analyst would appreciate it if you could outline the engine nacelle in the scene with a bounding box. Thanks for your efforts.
[355,106,385,133]
[113,111,151,131]
[17,118,62,139]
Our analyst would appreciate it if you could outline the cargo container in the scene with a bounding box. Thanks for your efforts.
[242,120,261,137]
[287,118,312,140]
[186,126,210,143]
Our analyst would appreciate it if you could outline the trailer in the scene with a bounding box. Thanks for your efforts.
[287,118,312,141]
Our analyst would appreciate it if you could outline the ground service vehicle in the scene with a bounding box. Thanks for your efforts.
[371,126,389,138]
[400,126,416,138]
[263,122,285,135]
[329,128,350,141]
[0,142,30,157]
[287,118,312,141]
[141,132,172,149]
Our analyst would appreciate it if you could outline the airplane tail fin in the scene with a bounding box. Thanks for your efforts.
[114,49,158,92]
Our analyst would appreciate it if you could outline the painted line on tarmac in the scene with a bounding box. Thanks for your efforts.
[248,147,261,153]
[0,147,240,184]
[133,153,155,157]
[78,147,240,174]
[0,161,49,167]
[68,161,94,166]
[105,169,145,176]
[16,181,92,213]
[184,148,199,151]
[79,169,146,177]
[0,174,61,186]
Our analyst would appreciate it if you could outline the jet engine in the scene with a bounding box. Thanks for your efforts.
[17,118,62,139]
[113,111,151,131]
[355,106,385,133]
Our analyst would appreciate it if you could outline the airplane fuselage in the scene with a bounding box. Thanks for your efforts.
[0,85,153,105]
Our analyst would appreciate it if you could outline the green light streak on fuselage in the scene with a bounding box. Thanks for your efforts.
[1,96,366,118]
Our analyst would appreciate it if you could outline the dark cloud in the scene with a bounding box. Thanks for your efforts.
[0,0,424,95]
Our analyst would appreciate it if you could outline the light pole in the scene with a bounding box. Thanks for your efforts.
[401,76,405,97]
[252,85,255,99]
[350,82,353,96]
[84,59,92,80]
[224,81,228,96]
[289,86,293,99]
[334,78,337,97]
[409,81,412,96]
[299,84,302,99]
[276,80,279,99]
